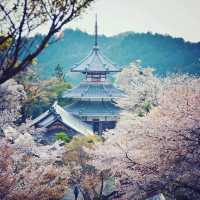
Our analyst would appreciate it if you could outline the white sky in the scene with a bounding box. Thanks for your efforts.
[38,0,200,42]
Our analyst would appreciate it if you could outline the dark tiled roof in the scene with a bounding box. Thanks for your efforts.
[66,101,120,116]
[70,47,121,73]
[62,82,125,99]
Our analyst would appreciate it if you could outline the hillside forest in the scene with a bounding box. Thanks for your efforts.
[33,29,200,83]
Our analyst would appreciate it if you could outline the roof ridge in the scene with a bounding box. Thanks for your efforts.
[54,103,93,135]
[31,102,93,135]
[71,49,93,71]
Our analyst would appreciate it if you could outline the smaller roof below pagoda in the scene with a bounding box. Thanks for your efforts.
[30,102,93,135]
[65,101,121,117]
[70,47,121,73]
[62,82,126,99]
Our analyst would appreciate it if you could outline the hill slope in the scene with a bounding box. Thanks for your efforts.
[34,29,200,82]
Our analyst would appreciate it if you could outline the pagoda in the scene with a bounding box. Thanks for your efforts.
[63,17,125,134]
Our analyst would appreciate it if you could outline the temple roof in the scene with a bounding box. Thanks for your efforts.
[71,47,121,73]
[62,82,125,99]
[65,101,120,117]
[70,16,121,73]
[30,102,93,135]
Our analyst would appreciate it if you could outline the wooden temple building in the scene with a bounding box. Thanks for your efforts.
[31,17,124,137]
[63,17,125,134]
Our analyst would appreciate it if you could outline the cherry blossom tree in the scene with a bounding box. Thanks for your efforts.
[64,135,121,200]
[116,61,161,116]
[91,74,200,200]
[0,0,94,84]
[0,138,69,200]
[0,79,26,129]
[0,78,70,200]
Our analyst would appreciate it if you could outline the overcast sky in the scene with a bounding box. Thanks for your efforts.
[64,0,200,42]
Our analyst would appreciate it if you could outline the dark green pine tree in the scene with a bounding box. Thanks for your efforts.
[54,64,65,81]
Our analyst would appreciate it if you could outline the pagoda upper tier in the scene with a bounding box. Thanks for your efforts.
[71,15,121,74]
[71,46,121,73]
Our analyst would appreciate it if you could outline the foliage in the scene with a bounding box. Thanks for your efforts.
[54,64,65,81]
[0,0,94,84]
[66,134,102,151]
[17,68,72,120]
[55,131,72,143]
[0,34,12,50]
[45,79,72,107]
[138,110,145,117]
[142,100,152,113]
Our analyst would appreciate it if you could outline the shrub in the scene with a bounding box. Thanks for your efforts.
[55,132,72,143]
[142,100,152,113]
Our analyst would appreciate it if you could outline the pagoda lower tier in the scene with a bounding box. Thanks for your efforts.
[65,100,120,133]
[63,81,125,134]
[66,100,120,118]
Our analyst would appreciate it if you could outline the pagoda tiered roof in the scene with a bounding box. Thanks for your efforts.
[65,101,120,117]
[71,47,121,73]
[62,82,125,99]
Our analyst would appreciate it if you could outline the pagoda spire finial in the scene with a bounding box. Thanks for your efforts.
[94,14,98,47]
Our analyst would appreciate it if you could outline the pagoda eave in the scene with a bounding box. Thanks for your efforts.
[78,113,119,117]
[62,95,124,99]
[70,69,122,73]
[62,83,126,99]
[65,101,120,117]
